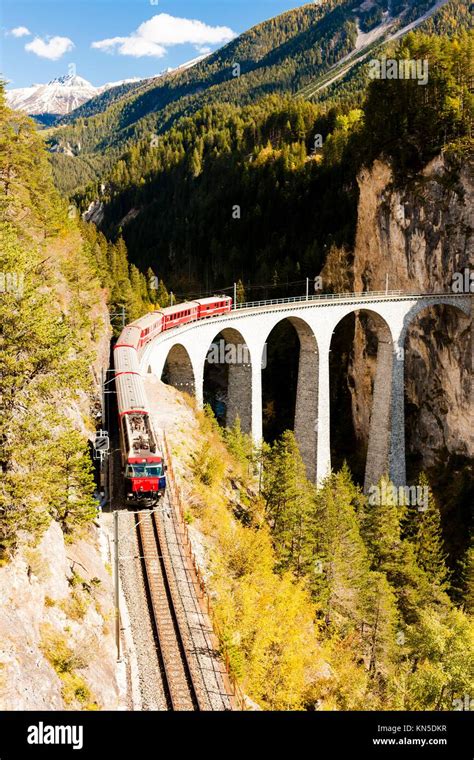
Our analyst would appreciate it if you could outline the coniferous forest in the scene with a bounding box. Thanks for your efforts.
[71,31,472,295]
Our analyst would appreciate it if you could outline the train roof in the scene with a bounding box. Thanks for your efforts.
[115,372,148,414]
[194,296,232,305]
[114,345,140,375]
[115,324,141,348]
[130,311,164,332]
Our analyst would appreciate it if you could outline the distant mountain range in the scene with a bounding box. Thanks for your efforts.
[5,74,138,117]
[5,55,209,122]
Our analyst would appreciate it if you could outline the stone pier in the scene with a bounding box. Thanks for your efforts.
[363,320,394,492]
[292,317,319,481]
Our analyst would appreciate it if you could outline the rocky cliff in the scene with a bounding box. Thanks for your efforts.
[0,521,119,710]
[350,154,472,470]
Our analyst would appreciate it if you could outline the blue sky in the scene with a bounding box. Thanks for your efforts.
[1,0,309,88]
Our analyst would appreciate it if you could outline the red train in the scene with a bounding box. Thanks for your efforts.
[114,295,232,500]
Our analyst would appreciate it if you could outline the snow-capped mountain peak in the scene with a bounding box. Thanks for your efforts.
[5,55,209,118]
[6,74,100,116]
[47,74,96,88]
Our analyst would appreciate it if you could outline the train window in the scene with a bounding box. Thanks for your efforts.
[126,463,163,477]
[145,465,163,477]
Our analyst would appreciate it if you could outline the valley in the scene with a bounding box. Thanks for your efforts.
[0,0,472,721]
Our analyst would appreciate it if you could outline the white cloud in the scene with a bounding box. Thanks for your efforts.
[9,26,31,38]
[25,35,74,61]
[91,13,236,58]
[92,36,166,58]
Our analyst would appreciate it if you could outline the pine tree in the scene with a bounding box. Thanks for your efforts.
[189,147,202,178]
[362,476,404,571]
[224,416,254,473]
[262,431,316,577]
[147,267,158,303]
[295,112,306,142]
[312,469,370,628]
[236,279,246,304]
[413,473,449,589]
[40,427,98,534]
[156,279,170,308]
[363,572,398,677]
[460,540,474,615]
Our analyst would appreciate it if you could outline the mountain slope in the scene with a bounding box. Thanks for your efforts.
[296,0,450,100]
[47,1,357,191]
[69,27,471,317]
[48,0,466,195]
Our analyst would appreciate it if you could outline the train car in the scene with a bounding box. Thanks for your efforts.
[115,324,141,350]
[115,366,166,501]
[161,301,199,331]
[134,311,164,350]
[195,296,232,318]
[114,345,140,376]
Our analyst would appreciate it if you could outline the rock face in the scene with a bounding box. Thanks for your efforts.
[349,155,473,475]
[0,521,120,710]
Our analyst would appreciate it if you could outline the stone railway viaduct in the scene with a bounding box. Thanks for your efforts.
[140,292,471,490]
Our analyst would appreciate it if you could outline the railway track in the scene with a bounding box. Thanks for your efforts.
[136,508,207,711]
